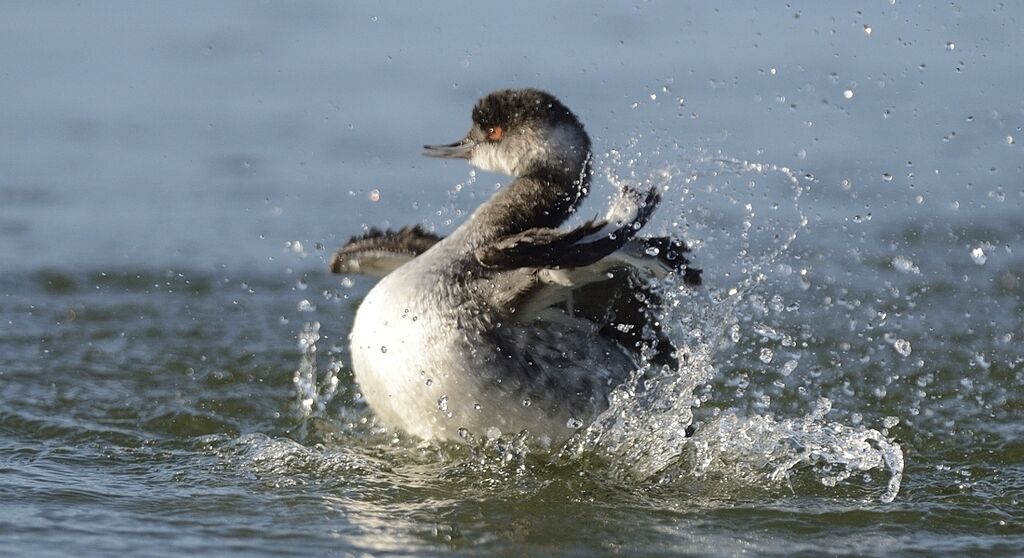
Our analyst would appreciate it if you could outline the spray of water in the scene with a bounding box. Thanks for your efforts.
[559,154,904,503]
[293,321,341,420]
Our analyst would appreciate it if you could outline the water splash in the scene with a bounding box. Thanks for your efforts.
[561,155,904,503]
[687,402,904,503]
[293,321,341,419]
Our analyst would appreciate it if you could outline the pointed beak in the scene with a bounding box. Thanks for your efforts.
[423,136,476,159]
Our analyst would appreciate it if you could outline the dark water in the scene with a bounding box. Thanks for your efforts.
[2,2,1022,556]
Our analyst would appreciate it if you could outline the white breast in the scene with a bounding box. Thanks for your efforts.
[348,251,630,446]
[349,264,454,439]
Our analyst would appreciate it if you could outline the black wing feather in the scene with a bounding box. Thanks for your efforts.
[476,187,661,270]
[330,225,443,274]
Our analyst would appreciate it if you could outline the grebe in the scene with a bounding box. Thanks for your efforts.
[332,88,700,446]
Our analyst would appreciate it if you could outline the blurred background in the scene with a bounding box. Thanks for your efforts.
[3,2,1019,273]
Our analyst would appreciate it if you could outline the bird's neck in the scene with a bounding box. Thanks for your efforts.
[461,156,592,248]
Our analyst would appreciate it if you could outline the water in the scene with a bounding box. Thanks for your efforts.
[2,2,1023,555]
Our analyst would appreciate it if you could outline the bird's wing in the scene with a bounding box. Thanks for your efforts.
[480,186,701,367]
[329,225,443,277]
[568,268,679,368]
[475,186,661,271]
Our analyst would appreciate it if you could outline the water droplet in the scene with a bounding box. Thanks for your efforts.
[970,247,987,265]
[842,88,854,100]
[368,189,381,202]
[437,395,449,412]
[1006,135,1016,145]
[473,403,482,411]
[297,299,316,312]
[522,399,532,408]
[759,348,774,363]
[882,172,893,182]
[892,255,920,274]
[974,353,991,369]
[380,346,388,353]
[863,25,872,36]
[781,360,798,376]
[945,41,955,51]
[566,417,584,429]
[893,339,912,357]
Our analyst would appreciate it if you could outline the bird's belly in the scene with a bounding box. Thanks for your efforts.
[349,275,450,439]
[349,273,635,445]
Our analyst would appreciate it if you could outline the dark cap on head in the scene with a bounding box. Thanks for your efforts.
[471,88,583,131]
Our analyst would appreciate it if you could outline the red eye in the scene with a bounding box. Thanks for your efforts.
[487,126,504,141]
